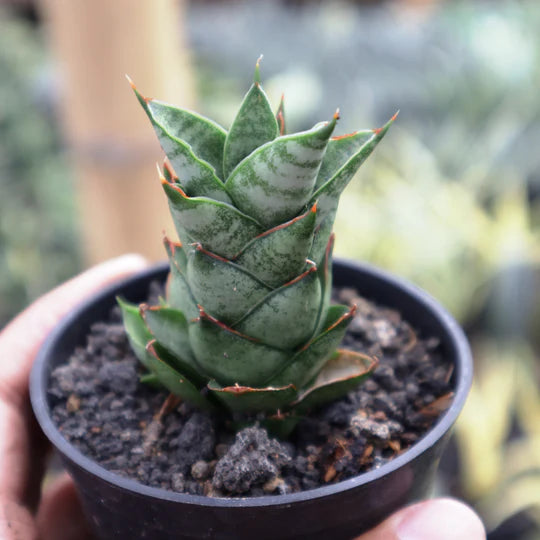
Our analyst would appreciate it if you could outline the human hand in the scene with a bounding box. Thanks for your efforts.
[0,255,485,540]
[355,497,486,539]
[0,254,148,540]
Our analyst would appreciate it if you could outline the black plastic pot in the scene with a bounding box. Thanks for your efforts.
[30,259,473,540]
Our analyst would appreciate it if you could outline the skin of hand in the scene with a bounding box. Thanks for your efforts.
[0,255,486,540]
[0,254,148,540]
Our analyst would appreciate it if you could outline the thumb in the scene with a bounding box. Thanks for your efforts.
[355,498,486,540]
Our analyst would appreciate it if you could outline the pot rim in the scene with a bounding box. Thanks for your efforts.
[30,258,472,508]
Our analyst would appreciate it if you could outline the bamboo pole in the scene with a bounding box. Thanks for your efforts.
[39,0,194,264]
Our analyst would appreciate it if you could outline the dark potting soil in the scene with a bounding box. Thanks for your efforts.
[48,283,454,498]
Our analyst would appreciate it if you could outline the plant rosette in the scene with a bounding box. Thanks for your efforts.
[30,61,472,539]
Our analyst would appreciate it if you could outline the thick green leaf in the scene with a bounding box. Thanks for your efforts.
[130,78,227,178]
[162,180,263,259]
[155,149,231,204]
[189,308,289,387]
[233,263,321,350]
[309,217,333,267]
[312,233,334,337]
[141,305,203,384]
[222,60,279,178]
[308,114,397,263]
[207,380,297,413]
[146,341,214,411]
[186,243,272,325]
[233,203,317,288]
[314,130,373,191]
[268,305,354,388]
[225,114,338,228]
[117,297,153,369]
[310,113,397,227]
[166,263,198,320]
[293,350,378,414]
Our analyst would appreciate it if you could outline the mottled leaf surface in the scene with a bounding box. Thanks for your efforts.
[187,245,272,325]
[269,305,353,388]
[225,116,337,228]
[233,203,317,287]
[310,114,397,228]
[312,233,334,337]
[131,82,226,178]
[165,245,198,320]
[146,342,214,410]
[163,181,263,259]
[223,78,278,178]
[142,306,202,383]
[315,130,373,191]
[233,265,321,350]
[189,310,289,387]
[208,381,297,413]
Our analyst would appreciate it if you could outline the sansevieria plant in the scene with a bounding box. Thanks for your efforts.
[119,59,397,422]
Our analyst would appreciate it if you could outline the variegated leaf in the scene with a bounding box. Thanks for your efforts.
[222,59,279,178]
[186,243,272,325]
[233,203,317,288]
[314,130,373,191]
[207,381,297,413]
[162,181,263,259]
[310,113,398,227]
[312,233,334,337]
[154,148,232,204]
[146,341,214,411]
[129,77,226,178]
[308,114,397,263]
[165,263,198,321]
[233,263,321,350]
[141,305,202,384]
[225,113,338,228]
[268,305,354,389]
[189,307,289,387]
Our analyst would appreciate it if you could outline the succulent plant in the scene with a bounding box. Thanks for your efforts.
[119,59,396,420]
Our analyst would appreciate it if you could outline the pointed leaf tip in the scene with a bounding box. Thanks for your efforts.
[254,54,263,83]
[125,74,135,88]
[373,111,399,135]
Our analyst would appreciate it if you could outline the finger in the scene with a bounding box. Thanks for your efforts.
[355,498,486,540]
[0,500,38,540]
[37,474,93,540]
[0,253,148,401]
[0,254,148,508]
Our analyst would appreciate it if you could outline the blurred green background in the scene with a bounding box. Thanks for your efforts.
[1,0,540,537]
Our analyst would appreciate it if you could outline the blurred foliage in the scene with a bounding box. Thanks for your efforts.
[0,9,80,327]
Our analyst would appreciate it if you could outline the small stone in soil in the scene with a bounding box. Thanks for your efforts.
[212,426,291,495]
